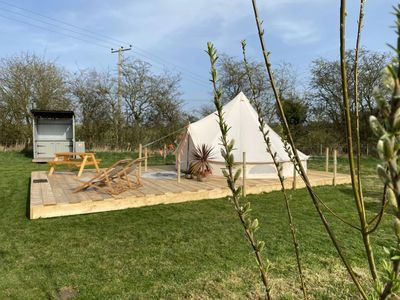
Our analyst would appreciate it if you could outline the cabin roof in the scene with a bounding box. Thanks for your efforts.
[31,110,74,118]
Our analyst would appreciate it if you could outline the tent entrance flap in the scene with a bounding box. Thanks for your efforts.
[175,128,195,173]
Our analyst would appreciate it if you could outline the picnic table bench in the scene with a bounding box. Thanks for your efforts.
[48,152,101,177]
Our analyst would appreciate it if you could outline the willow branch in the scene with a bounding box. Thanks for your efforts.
[251,0,369,298]
[314,191,361,231]
[354,0,365,207]
[206,42,272,300]
[367,185,388,234]
[340,0,378,281]
[241,40,307,299]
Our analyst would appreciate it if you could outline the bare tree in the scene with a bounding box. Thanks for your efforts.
[121,58,183,145]
[200,54,300,123]
[308,49,391,143]
[71,69,115,148]
[0,53,71,144]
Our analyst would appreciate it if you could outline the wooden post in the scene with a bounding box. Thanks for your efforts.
[242,152,247,197]
[333,149,337,186]
[366,143,369,157]
[292,165,297,190]
[325,147,329,172]
[139,143,142,177]
[320,144,323,156]
[144,147,148,172]
[177,153,181,183]
[163,144,167,164]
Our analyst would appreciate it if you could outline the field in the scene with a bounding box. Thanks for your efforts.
[0,151,394,299]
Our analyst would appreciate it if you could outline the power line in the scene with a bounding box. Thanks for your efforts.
[0,0,128,45]
[0,13,210,88]
[0,6,116,47]
[0,14,110,49]
[0,6,209,87]
[0,0,209,84]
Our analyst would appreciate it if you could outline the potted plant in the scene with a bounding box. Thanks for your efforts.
[189,144,214,181]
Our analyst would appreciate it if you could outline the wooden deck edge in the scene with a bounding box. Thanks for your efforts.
[30,188,231,219]
[29,173,351,219]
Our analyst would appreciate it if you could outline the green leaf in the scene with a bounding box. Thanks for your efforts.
[242,202,251,214]
[377,164,391,185]
[369,116,386,137]
[387,188,398,209]
[383,246,390,255]
[387,64,398,80]
[394,218,400,239]
[256,240,265,252]
[393,107,400,131]
[382,135,394,160]
[377,140,385,160]
[251,219,259,231]
[244,216,251,228]
[234,168,241,183]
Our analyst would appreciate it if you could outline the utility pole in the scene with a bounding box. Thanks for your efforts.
[111,45,132,147]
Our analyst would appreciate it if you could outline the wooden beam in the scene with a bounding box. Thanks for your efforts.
[139,144,142,177]
[325,147,329,172]
[242,152,247,197]
[144,147,148,172]
[177,153,181,183]
[163,144,167,164]
[333,149,337,186]
[292,164,297,190]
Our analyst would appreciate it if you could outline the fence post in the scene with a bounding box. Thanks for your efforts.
[366,143,369,157]
[320,144,323,156]
[325,147,329,172]
[144,147,148,172]
[163,144,167,164]
[177,153,181,183]
[292,164,297,190]
[139,143,142,177]
[333,149,337,186]
[242,152,247,197]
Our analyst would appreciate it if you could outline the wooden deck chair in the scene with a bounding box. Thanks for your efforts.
[73,159,133,195]
[111,157,146,192]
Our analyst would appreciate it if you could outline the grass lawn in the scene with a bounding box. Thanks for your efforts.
[0,151,395,299]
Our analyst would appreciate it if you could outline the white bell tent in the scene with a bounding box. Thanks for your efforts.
[175,92,309,179]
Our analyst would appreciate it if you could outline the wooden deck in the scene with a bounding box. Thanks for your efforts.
[29,166,351,219]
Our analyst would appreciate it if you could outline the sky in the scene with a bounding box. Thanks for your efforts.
[0,0,397,112]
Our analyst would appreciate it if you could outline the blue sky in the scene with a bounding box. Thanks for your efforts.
[0,0,397,111]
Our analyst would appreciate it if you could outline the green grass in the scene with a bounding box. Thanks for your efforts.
[0,151,395,299]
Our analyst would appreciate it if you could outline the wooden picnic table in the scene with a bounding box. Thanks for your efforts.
[48,152,101,177]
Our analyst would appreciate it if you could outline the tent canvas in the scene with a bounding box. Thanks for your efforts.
[175,92,308,179]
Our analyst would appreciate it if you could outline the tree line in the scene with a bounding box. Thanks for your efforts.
[0,53,184,150]
[0,49,391,153]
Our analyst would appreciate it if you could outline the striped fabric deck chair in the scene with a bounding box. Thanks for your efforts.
[74,159,133,194]
[111,157,145,191]
[73,158,135,195]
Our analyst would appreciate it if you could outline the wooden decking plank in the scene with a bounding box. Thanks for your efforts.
[48,174,71,204]
[147,178,188,193]
[30,168,352,219]
[160,179,200,193]
[30,175,43,206]
[62,174,96,203]
[140,179,169,195]
[36,172,57,206]
[178,178,219,191]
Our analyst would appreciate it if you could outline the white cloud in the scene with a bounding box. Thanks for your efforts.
[88,0,325,50]
[269,19,320,45]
